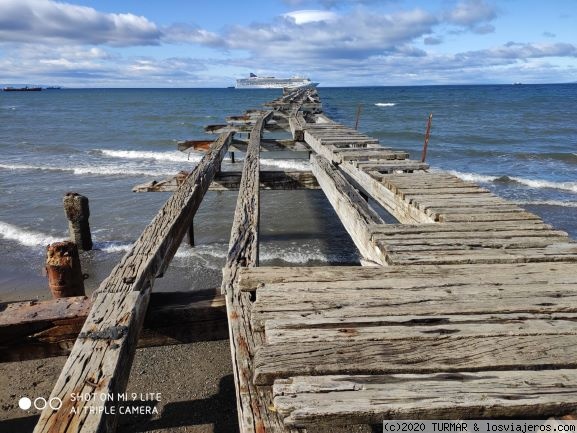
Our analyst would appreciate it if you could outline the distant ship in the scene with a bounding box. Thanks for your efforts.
[3,86,42,92]
[235,73,318,89]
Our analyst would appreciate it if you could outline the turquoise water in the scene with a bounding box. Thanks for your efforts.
[1,85,576,300]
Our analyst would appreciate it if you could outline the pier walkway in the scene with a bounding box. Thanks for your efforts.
[29,88,577,432]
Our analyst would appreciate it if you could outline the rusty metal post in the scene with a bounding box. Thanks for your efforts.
[63,192,93,251]
[421,113,433,163]
[354,104,363,130]
[46,241,86,298]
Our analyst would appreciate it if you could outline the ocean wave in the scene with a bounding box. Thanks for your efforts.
[97,242,133,253]
[0,162,177,177]
[177,242,356,264]
[445,169,577,193]
[514,200,577,208]
[0,221,61,247]
[261,159,310,171]
[375,102,396,107]
[98,149,203,163]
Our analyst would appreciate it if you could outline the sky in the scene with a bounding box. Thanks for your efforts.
[0,0,575,87]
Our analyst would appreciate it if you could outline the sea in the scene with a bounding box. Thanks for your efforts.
[1,84,576,301]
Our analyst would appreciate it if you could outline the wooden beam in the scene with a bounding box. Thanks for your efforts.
[133,170,319,192]
[0,291,227,363]
[310,154,387,265]
[273,371,577,427]
[33,131,233,433]
[222,112,288,433]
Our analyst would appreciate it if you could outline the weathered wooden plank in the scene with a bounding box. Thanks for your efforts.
[371,228,568,241]
[289,111,306,141]
[339,163,435,224]
[379,236,569,252]
[254,334,577,385]
[264,312,577,344]
[356,161,429,172]
[387,243,577,265]
[310,154,386,265]
[369,221,553,235]
[221,112,290,433]
[33,131,233,433]
[0,291,227,362]
[237,261,577,289]
[251,274,577,330]
[133,170,319,192]
[273,371,577,426]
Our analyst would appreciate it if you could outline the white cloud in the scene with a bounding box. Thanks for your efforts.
[283,10,338,24]
[446,0,497,33]
[226,8,437,61]
[0,0,160,46]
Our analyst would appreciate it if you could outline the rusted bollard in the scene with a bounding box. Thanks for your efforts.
[46,241,86,298]
[63,192,93,251]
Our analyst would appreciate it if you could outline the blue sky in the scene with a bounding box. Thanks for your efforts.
[0,0,575,87]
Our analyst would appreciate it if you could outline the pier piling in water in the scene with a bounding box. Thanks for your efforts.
[45,241,85,298]
[63,192,93,251]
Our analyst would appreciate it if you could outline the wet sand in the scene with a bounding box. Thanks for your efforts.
[0,340,239,433]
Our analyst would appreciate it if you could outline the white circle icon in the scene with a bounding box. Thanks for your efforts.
[18,397,32,410]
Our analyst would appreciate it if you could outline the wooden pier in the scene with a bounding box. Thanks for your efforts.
[3,87,576,432]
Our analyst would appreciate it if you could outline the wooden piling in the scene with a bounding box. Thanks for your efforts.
[63,192,93,251]
[45,241,86,298]
[188,220,195,246]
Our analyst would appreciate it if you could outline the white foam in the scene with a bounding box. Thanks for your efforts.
[444,169,498,183]
[514,200,577,208]
[71,166,177,177]
[511,177,577,193]
[99,149,202,163]
[0,162,178,177]
[98,242,133,253]
[175,242,355,264]
[0,221,61,247]
[0,163,61,172]
[261,159,310,171]
[375,102,396,107]
[443,169,577,193]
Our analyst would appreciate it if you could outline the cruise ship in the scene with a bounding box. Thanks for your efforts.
[235,73,318,89]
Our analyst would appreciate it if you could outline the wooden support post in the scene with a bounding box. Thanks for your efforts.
[34,131,233,433]
[354,104,363,130]
[421,113,433,163]
[45,241,85,298]
[63,192,93,251]
[188,219,195,247]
